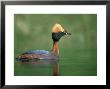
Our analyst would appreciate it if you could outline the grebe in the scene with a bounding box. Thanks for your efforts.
[16,23,71,75]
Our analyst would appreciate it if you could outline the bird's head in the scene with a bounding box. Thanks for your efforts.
[52,23,71,42]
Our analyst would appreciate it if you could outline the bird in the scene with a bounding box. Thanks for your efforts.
[16,23,71,76]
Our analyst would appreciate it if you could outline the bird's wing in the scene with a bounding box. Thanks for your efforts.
[16,50,50,62]
[16,53,48,62]
[20,54,41,59]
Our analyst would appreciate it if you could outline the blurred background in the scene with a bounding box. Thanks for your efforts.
[14,14,97,76]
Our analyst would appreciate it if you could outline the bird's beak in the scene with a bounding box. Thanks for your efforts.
[64,30,71,35]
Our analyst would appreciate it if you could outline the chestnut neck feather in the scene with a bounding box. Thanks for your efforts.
[52,41,59,55]
[51,32,65,55]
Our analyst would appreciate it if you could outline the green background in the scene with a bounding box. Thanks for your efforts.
[14,14,97,76]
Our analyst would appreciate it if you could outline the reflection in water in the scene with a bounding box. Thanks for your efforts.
[17,59,59,76]
[53,62,59,76]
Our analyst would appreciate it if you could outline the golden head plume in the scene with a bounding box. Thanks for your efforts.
[52,23,64,33]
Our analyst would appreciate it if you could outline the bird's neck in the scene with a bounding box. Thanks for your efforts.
[52,41,59,55]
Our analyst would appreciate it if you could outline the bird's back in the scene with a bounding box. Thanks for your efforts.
[23,50,49,54]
